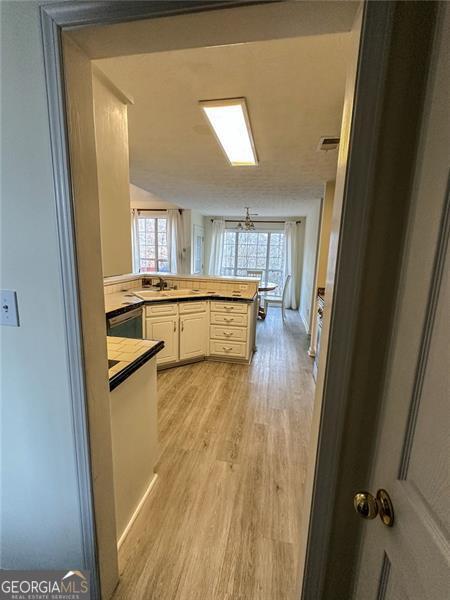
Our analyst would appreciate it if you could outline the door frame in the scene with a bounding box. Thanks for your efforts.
[39,1,439,598]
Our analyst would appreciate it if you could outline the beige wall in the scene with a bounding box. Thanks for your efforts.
[63,36,119,597]
[110,358,158,543]
[316,181,335,289]
[93,73,132,277]
[130,183,179,210]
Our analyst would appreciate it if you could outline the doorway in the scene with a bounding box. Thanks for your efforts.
[39,2,441,598]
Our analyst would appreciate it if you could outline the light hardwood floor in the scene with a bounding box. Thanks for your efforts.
[112,308,315,600]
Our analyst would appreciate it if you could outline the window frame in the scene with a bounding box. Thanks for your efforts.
[221,229,285,295]
[136,214,169,273]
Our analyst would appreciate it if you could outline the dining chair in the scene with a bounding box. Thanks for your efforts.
[263,274,291,321]
[246,270,265,317]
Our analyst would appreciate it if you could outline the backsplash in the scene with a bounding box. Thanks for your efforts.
[104,274,258,298]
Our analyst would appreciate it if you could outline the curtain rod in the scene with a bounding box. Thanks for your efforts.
[134,208,182,214]
[211,219,302,224]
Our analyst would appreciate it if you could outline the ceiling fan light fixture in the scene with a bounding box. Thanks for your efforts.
[199,98,258,166]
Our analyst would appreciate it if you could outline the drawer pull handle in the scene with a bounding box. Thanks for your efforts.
[224,318,234,322]
[224,332,233,337]
[225,307,234,311]
[223,346,233,351]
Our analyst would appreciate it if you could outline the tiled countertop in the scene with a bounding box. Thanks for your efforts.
[108,336,164,391]
[105,289,256,318]
[105,291,145,316]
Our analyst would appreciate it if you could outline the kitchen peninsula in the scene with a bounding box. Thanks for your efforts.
[105,274,259,368]
[107,337,164,545]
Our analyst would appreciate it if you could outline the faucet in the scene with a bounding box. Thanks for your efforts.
[157,276,168,291]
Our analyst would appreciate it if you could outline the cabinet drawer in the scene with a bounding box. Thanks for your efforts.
[210,325,247,341]
[210,302,248,315]
[210,312,247,327]
[210,340,246,358]
[145,303,178,317]
[179,301,207,314]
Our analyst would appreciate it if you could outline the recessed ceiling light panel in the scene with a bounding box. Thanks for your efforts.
[199,98,258,166]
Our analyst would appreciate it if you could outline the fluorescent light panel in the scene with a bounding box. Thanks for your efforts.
[199,98,258,166]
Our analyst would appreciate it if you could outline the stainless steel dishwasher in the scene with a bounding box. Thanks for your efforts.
[107,306,143,339]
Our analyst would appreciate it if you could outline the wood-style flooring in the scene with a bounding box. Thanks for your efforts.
[112,308,315,600]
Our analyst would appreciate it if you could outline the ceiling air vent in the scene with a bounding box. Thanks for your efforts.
[318,136,340,151]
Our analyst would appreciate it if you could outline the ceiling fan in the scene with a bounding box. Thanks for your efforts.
[237,207,258,231]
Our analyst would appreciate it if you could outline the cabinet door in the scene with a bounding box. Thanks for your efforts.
[179,313,207,360]
[145,316,178,365]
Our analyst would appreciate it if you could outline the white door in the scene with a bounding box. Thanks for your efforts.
[145,316,179,365]
[192,224,205,274]
[179,313,207,360]
[354,7,449,598]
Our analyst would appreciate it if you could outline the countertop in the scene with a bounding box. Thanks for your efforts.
[108,336,164,391]
[105,289,256,318]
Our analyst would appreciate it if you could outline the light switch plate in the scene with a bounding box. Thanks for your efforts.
[1,290,20,327]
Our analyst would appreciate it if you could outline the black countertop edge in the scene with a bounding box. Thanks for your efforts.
[109,340,165,392]
[106,300,145,319]
[106,293,257,319]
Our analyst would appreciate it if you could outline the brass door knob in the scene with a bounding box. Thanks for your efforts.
[353,489,394,527]
[353,491,379,520]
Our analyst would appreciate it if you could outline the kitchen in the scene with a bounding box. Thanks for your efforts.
[4,2,447,599]
[59,3,351,597]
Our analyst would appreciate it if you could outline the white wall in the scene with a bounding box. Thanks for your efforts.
[0,1,84,569]
[299,201,322,333]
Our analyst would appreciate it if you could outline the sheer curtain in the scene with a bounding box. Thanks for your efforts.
[167,209,185,274]
[284,221,298,309]
[131,209,141,273]
[208,218,225,275]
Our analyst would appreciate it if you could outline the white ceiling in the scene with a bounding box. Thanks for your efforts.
[96,32,353,216]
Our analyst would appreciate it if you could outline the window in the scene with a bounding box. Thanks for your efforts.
[222,230,285,296]
[136,216,169,273]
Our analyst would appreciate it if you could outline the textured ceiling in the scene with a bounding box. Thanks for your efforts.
[96,32,352,216]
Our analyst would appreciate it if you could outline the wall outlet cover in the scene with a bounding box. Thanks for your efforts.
[1,290,20,327]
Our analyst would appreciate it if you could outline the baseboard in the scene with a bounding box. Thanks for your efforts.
[157,356,204,370]
[117,473,158,550]
[157,353,253,369]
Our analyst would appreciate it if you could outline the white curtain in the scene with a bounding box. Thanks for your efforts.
[284,221,298,309]
[208,218,225,275]
[167,209,185,274]
[131,209,141,273]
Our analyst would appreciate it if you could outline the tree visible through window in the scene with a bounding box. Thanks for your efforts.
[222,230,285,296]
[137,217,169,273]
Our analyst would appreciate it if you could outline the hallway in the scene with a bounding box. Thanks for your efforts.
[112,308,315,599]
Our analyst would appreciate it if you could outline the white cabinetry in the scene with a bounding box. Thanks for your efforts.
[209,301,253,362]
[144,301,208,366]
[145,315,179,366]
[180,312,207,360]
